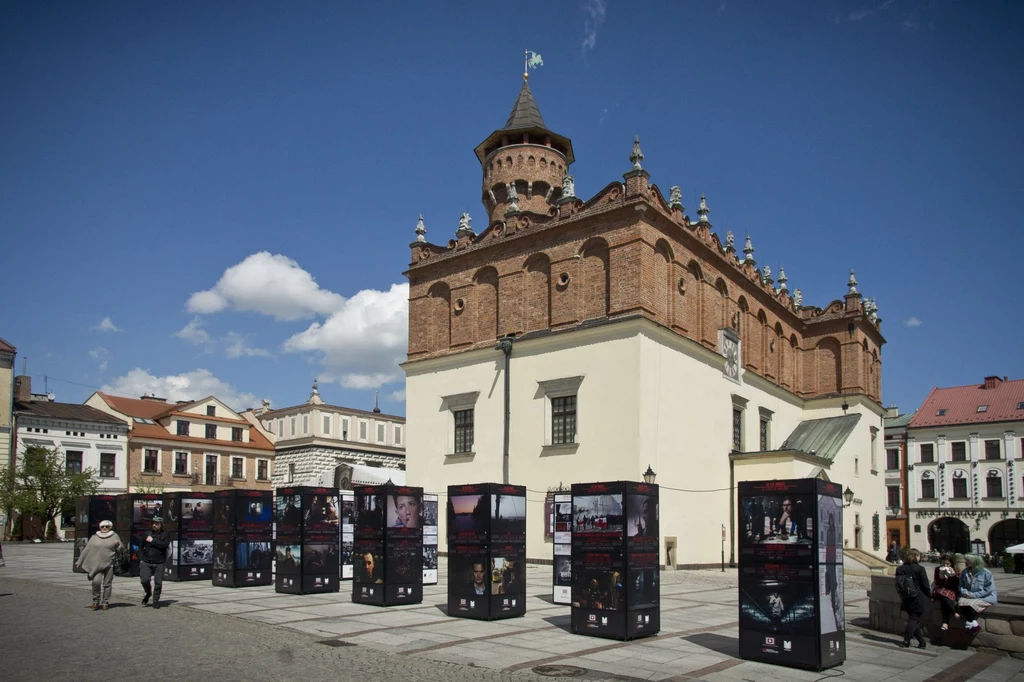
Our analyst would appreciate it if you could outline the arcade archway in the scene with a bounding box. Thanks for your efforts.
[989,519,1024,555]
[928,517,970,554]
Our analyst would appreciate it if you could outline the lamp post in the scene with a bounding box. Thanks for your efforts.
[496,335,515,485]
[643,465,656,484]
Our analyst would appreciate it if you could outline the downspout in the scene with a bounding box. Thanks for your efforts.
[496,336,514,485]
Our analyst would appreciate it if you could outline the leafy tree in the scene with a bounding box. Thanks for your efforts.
[0,445,99,540]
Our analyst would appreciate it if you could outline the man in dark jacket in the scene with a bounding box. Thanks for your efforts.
[140,516,171,608]
[895,548,932,648]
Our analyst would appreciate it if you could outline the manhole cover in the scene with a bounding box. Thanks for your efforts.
[532,665,588,677]
[318,639,356,647]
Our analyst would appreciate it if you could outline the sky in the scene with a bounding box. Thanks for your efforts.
[1,1,1022,417]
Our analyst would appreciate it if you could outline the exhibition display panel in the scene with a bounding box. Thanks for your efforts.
[352,483,423,606]
[737,478,845,671]
[274,486,341,594]
[341,491,355,580]
[552,492,572,605]
[162,492,214,581]
[212,489,273,587]
[73,494,119,573]
[447,483,527,620]
[422,493,438,585]
[115,493,163,577]
[570,481,659,641]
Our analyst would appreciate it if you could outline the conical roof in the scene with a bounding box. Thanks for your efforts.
[504,81,547,130]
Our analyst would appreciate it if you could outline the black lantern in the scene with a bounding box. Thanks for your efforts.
[843,486,855,507]
[643,465,657,484]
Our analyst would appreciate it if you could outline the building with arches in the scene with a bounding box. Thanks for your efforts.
[403,76,888,566]
[906,376,1024,556]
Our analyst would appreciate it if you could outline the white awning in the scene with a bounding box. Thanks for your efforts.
[350,463,405,486]
[1005,542,1024,554]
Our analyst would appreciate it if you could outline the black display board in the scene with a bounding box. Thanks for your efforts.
[352,484,423,606]
[552,492,572,604]
[446,483,527,620]
[738,478,845,671]
[341,492,355,580]
[422,493,438,585]
[211,489,273,587]
[115,493,163,577]
[73,495,119,573]
[274,486,341,594]
[570,481,659,640]
[162,492,213,581]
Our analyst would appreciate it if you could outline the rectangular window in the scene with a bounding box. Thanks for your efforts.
[231,457,244,479]
[887,485,901,508]
[377,423,386,444]
[207,405,216,416]
[231,427,243,442]
[920,443,935,463]
[205,455,217,485]
[302,414,309,435]
[359,420,368,441]
[100,453,115,478]
[323,415,331,435]
[394,425,402,447]
[551,395,577,445]
[257,459,269,481]
[65,450,83,474]
[886,448,900,470]
[278,418,284,437]
[205,423,217,439]
[454,409,474,453]
[870,428,879,472]
[732,408,743,452]
[759,418,769,451]
[174,451,188,475]
[855,457,860,475]
[951,441,967,461]
[987,475,1003,498]
[342,417,349,440]
[290,417,296,437]
[985,440,1001,460]
[288,462,295,483]
[952,477,968,499]
[177,420,189,436]
[921,478,935,499]
[144,448,159,473]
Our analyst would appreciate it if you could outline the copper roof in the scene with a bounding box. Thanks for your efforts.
[908,377,1024,429]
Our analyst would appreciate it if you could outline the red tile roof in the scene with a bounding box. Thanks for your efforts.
[98,393,175,419]
[0,337,15,353]
[908,377,1024,429]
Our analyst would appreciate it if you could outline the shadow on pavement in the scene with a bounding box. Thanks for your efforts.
[681,632,739,658]
[542,614,572,633]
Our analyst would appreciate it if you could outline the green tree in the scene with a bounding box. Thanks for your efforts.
[0,445,100,540]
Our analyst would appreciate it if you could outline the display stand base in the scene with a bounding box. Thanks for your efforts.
[352,582,422,606]
[213,568,272,587]
[448,594,526,620]
[571,607,660,641]
[276,573,340,594]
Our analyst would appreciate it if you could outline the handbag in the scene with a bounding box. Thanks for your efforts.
[112,545,131,577]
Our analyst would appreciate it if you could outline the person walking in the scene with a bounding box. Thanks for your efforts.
[74,519,122,611]
[894,548,931,649]
[139,515,170,608]
[959,554,997,632]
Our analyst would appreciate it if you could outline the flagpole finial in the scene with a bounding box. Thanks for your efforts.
[524,49,529,81]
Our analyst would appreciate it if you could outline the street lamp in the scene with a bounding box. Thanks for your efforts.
[843,487,855,507]
[643,465,657,484]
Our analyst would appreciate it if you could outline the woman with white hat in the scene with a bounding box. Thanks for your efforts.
[74,520,123,611]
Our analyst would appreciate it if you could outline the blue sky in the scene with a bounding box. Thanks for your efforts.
[2,1,1022,416]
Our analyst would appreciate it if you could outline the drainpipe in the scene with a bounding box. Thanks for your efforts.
[496,336,515,485]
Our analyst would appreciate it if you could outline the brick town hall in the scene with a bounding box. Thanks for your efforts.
[403,74,888,567]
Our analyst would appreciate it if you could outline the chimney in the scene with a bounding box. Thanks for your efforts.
[140,394,168,403]
[884,406,899,419]
[983,376,1002,390]
[13,375,30,402]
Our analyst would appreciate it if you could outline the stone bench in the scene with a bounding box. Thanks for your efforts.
[868,575,1024,656]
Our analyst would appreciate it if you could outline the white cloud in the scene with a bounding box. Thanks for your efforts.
[101,368,256,411]
[187,252,345,321]
[904,317,922,328]
[581,0,607,53]
[92,317,120,333]
[389,389,406,402]
[224,331,271,359]
[283,283,408,389]
[89,347,110,373]
[173,317,211,345]
[847,0,894,22]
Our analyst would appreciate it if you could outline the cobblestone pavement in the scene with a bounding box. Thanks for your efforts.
[3,543,1022,681]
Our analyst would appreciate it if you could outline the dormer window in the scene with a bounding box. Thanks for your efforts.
[936,409,947,416]
[977,405,989,413]
[1018,402,1024,410]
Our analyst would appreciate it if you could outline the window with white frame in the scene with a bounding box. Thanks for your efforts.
[342,417,350,440]
[278,418,284,436]
[377,422,386,444]
[290,416,296,437]
[231,457,245,480]
[731,394,749,453]
[257,459,269,481]
[986,470,1004,498]
[65,450,83,474]
[758,407,773,451]
[394,424,402,447]
[920,471,936,499]
[870,427,879,472]
[288,462,295,483]
[442,391,480,455]
[538,376,584,448]
[359,419,368,442]
[302,414,309,435]
[100,453,115,478]
[323,414,331,435]
[174,451,189,475]
[886,448,900,470]
[143,448,160,473]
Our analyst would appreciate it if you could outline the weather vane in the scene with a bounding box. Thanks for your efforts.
[524,50,543,80]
